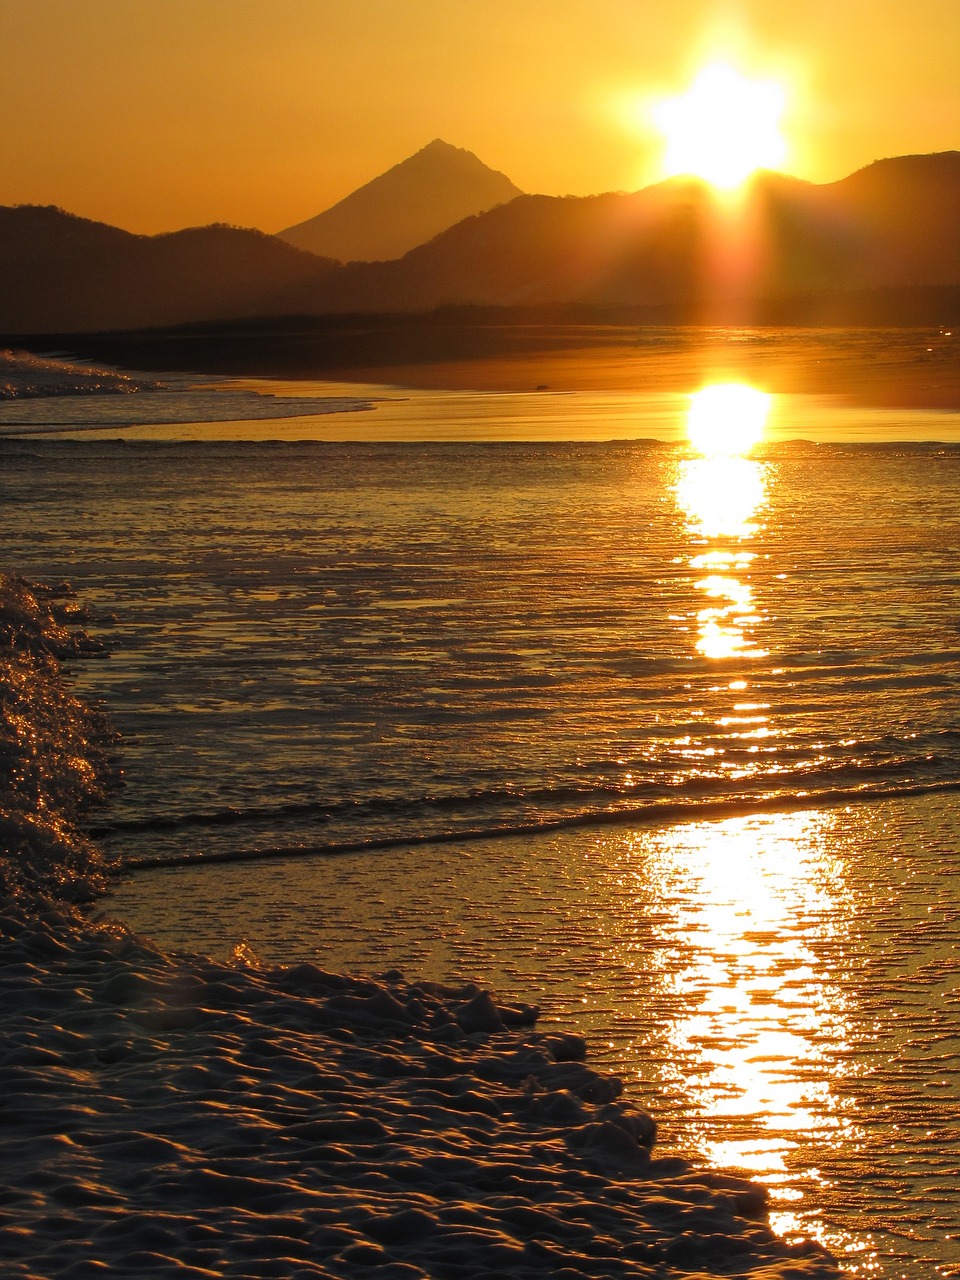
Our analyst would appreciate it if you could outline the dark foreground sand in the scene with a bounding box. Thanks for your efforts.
[0,900,841,1279]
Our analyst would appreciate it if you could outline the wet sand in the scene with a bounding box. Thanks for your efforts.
[12,322,958,411]
[0,899,842,1279]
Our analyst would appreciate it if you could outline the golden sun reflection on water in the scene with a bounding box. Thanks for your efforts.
[675,383,771,660]
[687,383,771,457]
[677,457,766,540]
[627,810,860,1239]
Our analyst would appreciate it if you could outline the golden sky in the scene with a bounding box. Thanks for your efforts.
[2,0,958,235]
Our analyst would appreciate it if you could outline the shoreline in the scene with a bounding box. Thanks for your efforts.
[0,348,165,400]
[0,573,844,1277]
[7,322,959,412]
[290,335,960,411]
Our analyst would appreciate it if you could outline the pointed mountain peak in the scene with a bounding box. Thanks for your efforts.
[278,142,523,263]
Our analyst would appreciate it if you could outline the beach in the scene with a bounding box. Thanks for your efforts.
[0,572,842,1279]
[279,324,960,411]
[6,0,960,1271]
[3,334,960,1276]
[1,898,844,1280]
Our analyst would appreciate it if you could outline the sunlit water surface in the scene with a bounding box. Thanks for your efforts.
[3,373,960,1277]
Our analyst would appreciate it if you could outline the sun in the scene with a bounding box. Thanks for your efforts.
[654,63,787,190]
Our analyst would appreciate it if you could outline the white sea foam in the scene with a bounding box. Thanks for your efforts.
[0,388,375,432]
[0,353,376,431]
[0,348,164,400]
[0,575,116,902]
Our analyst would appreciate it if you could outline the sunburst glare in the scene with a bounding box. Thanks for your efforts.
[654,63,788,190]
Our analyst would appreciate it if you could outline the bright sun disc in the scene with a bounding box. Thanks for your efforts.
[687,383,771,456]
[654,63,787,190]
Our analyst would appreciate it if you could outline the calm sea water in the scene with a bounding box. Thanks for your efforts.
[2,369,960,1277]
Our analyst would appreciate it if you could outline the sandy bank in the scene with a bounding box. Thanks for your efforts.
[0,900,841,1279]
[29,322,957,412]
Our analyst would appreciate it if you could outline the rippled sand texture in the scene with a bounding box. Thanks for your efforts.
[0,902,841,1279]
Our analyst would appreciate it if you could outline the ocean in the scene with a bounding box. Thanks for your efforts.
[2,359,959,1277]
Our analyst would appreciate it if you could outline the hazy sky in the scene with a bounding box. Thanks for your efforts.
[3,0,958,234]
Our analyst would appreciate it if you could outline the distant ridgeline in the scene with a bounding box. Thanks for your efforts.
[0,576,117,904]
[1,150,959,333]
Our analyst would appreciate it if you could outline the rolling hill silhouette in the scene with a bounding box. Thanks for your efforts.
[1,152,958,335]
[277,139,524,262]
[0,205,338,333]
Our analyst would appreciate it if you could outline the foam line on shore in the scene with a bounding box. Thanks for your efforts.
[87,728,960,840]
[0,574,119,902]
[116,776,960,874]
[0,348,165,399]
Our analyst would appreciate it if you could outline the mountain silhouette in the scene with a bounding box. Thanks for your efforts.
[277,139,524,262]
[1,152,958,335]
[0,205,338,333]
[303,152,960,319]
